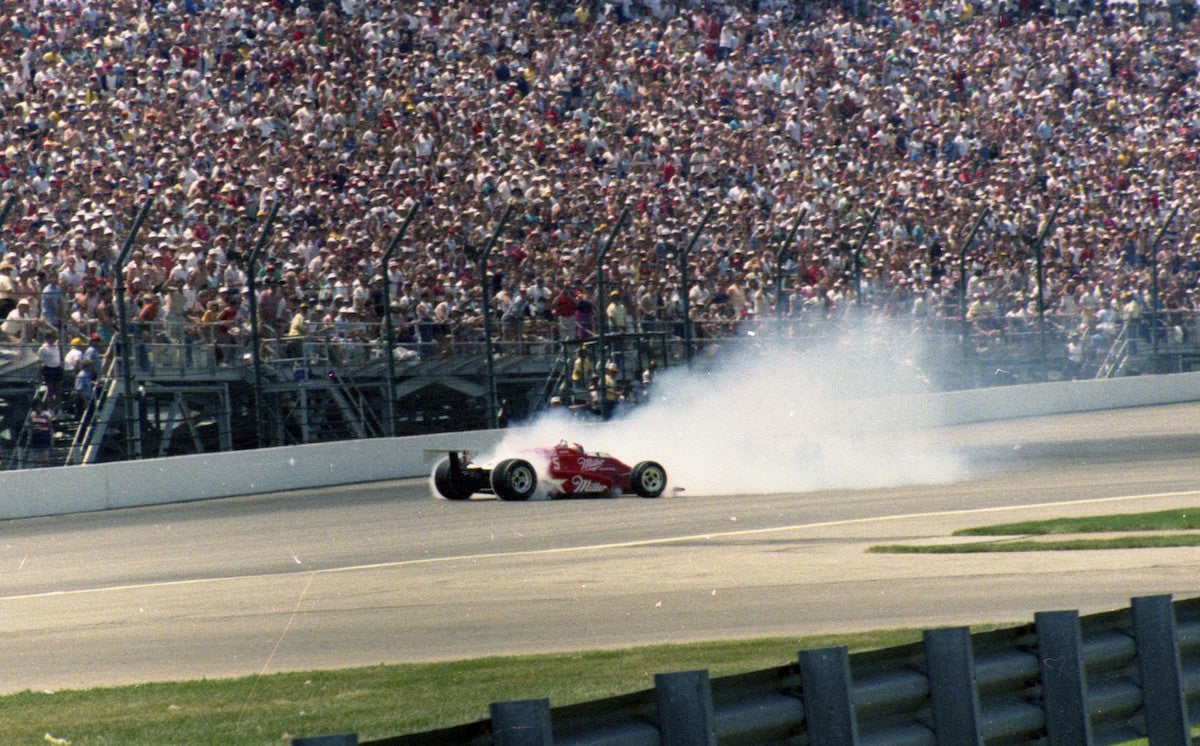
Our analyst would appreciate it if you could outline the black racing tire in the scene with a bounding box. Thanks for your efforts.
[630,461,667,498]
[434,458,474,500]
[491,458,537,501]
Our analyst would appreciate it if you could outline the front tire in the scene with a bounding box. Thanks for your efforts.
[630,461,667,497]
[491,459,537,501]
[434,458,474,500]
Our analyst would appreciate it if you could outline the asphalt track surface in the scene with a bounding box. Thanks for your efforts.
[4,403,1200,695]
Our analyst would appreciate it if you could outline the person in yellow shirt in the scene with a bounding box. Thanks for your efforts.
[570,344,593,402]
[605,290,627,332]
[602,361,622,419]
[285,302,310,358]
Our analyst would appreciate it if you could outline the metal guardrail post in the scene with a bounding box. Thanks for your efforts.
[114,199,154,460]
[1034,610,1094,745]
[798,647,859,745]
[596,207,629,419]
[923,627,984,745]
[655,670,716,746]
[380,203,420,437]
[245,200,280,449]
[490,699,552,746]
[1131,594,1189,744]
[475,204,513,430]
[680,208,715,367]
[775,209,806,330]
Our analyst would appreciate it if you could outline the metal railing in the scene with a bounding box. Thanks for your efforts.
[4,301,1200,465]
[301,593,1200,745]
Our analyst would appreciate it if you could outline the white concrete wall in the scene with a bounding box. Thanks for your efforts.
[4,371,1200,521]
[0,429,504,521]
[923,370,1200,426]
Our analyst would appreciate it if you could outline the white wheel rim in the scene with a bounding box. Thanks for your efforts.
[641,468,663,492]
[511,467,534,493]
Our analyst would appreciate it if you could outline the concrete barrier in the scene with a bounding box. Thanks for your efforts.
[4,370,1200,521]
[925,370,1200,426]
[0,429,505,521]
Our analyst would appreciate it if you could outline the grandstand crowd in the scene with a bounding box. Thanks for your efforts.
[1,0,1199,370]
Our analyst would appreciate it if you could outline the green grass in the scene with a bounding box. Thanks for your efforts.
[2,630,927,745]
[953,508,1200,536]
[870,534,1200,553]
[869,506,1200,553]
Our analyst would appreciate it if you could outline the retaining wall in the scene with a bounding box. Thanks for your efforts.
[4,370,1200,521]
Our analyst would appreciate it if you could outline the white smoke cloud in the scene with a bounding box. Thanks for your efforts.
[490,325,967,496]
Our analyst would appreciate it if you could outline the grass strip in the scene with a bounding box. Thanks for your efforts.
[953,507,1200,536]
[3,630,929,745]
[870,534,1200,554]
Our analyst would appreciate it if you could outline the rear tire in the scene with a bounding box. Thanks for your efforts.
[434,458,474,500]
[630,461,667,498]
[491,458,537,501]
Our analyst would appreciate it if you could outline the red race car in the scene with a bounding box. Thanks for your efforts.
[433,441,667,500]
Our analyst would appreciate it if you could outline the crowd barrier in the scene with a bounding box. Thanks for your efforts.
[4,368,1200,521]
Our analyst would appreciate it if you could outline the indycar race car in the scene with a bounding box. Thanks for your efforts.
[433,441,667,500]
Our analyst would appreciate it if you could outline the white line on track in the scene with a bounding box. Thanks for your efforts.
[4,489,1198,604]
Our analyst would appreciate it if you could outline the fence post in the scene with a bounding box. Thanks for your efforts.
[679,208,714,367]
[957,207,990,368]
[490,698,553,746]
[923,627,984,745]
[1024,198,1063,381]
[798,647,859,745]
[114,198,154,460]
[245,200,280,449]
[0,194,16,231]
[849,206,879,307]
[380,202,420,437]
[1034,610,1094,746]
[1131,594,1189,744]
[775,208,807,331]
[655,670,716,746]
[596,206,629,419]
[474,204,513,430]
[1147,206,1179,364]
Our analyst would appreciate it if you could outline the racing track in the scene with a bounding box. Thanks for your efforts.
[4,402,1200,695]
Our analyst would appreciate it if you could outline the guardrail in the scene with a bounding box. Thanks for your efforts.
[295,594,1200,745]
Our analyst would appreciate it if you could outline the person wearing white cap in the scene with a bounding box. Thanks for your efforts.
[3,298,33,344]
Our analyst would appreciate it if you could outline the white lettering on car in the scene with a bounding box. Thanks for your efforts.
[577,457,607,471]
[570,475,608,493]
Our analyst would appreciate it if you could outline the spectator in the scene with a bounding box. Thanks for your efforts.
[36,330,63,415]
[0,0,1195,370]
[27,398,53,466]
[3,298,33,344]
[73,358,96,417]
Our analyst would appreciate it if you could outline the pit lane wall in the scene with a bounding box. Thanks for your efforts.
[4,370,1200,521]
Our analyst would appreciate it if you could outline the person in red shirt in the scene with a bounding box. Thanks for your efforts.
[215,292,239,364]
[552,285,577,341]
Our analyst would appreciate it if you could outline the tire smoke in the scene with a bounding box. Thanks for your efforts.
[492,329,966,496]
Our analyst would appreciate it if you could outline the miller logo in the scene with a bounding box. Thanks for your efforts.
[571,475,608,493]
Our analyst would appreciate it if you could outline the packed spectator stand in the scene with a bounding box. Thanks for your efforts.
[1,0,1199,448]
